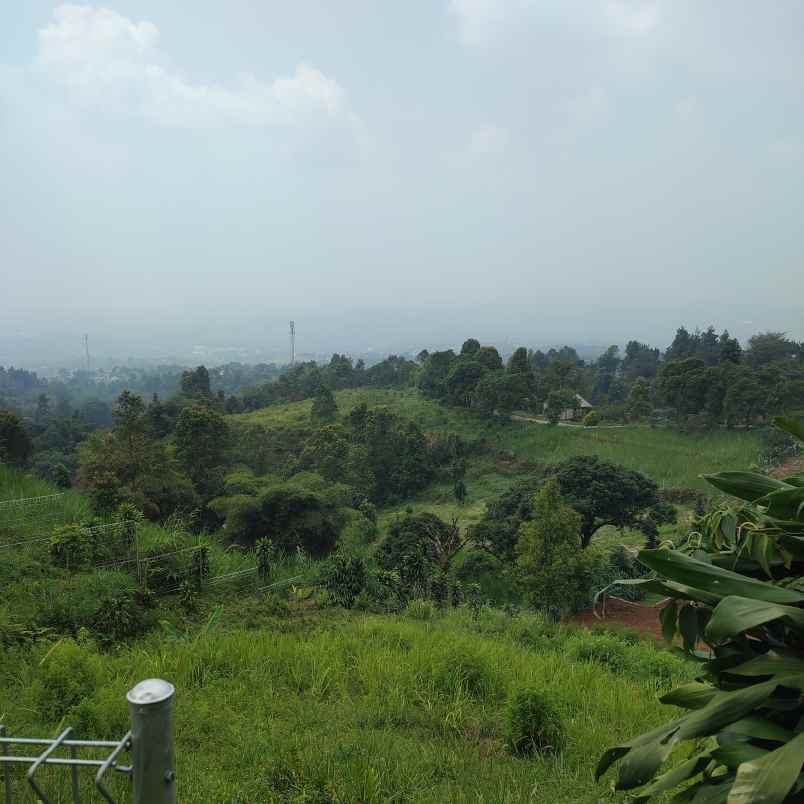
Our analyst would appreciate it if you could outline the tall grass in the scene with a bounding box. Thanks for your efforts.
[0,609,691,803]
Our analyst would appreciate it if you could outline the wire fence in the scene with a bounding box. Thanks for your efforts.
[0,494,67,528]
[0,496,305,600]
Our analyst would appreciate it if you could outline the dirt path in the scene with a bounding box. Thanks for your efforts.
[567,597,669,641]
[509,413,629,429]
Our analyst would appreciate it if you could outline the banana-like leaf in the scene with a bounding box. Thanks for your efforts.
[630,752,712,802]
[638,549,804,605]
[756,486,804,522]
[677,776,734,803]
[702,472,793,503]
[595,719,684,781]
[680,604,700,652]
[616,738,676,790]
[712,741,768,770]
[675,679,779,741]
[706,596,804,643]
[772,416,804,443]
[749,532,773,578]
[727,730,804,804]
[777,533,804,557]
[718,716,793,743]
[729,651,804,677]
[661,682,718,710]
[661,600,678,644]
[604,576,721,605]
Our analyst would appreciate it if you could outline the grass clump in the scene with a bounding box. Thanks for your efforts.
[505,688,564,756]
[567,633,688,685]
[405,598,438,621]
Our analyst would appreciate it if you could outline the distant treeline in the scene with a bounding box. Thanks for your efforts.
[415,328,804,429]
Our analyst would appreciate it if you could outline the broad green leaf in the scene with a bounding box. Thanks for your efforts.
[777,533,804,558]
[631,752,712,802]
[676,679,778,741]
[702,472,793,503]
[719,716,793,742]
[638,549,804,605]
[661,682,717,710]
[616,739,675,790]
[595,719,684,780]
[721,512,738,543]
[749,532,773,578]
[680,604,700,652]
[772,416,804,443]
[680,777,735,803]
[730,651,804,677]
[604,577,721,606]
[757,486,804,522]
[727,730,804,804]
[661,600,678,644]
[712,741,768,770]
[706,596,804,643]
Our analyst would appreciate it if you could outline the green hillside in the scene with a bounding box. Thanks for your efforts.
[235,387,761,530]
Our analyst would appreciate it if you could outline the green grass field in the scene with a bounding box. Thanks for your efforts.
[0,604,692,803]
[236,388,761,530]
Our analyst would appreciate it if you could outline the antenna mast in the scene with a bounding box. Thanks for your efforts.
[84,334,91,372]
[289,321,296,366]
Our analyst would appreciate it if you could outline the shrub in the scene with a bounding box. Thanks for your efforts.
[582,410,599,427]
[431,645,497,699]
[509,615,570,652]
[505,689,564,756]
[38,571,150,645]
[568,634,686,684]
[318,554,367,608]
[516,480,590,618]
[31,639,103,721]
[405,599,437,621]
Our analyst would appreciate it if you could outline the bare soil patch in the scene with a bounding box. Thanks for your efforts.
[568,597,669,641]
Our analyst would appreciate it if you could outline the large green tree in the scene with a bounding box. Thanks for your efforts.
[311,386,338,421]
[551,455,660,548]
[175,405,228,496]
[516,479,587,617]
[0,409,32,466]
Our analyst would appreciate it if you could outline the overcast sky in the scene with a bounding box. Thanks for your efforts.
[2,2,803,364]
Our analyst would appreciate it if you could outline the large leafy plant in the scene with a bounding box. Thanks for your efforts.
[598,417,804,803]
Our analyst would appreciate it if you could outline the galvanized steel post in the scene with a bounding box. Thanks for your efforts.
[127,679,176,804]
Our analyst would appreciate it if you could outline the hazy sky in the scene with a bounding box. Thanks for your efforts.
[2,2,803,364]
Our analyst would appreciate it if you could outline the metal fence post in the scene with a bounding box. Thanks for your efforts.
[127,679,176,804]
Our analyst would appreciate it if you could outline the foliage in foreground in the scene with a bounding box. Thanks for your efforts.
[598,416,804,803]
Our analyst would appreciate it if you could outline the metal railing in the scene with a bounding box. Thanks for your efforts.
[0,679,175,804]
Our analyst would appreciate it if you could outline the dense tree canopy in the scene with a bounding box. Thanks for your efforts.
[550,456,660,548]
[0,409,32,466]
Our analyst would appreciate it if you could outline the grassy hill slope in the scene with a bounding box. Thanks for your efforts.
[1,604,691,803]
[235,387,761,530]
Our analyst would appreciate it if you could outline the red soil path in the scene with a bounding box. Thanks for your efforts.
[567,597,669,641]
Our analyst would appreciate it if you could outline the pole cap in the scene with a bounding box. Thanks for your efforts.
[127,678,175,706]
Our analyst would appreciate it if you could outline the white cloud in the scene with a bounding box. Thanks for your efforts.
[36,5,356,132]
[604,1,660,36]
